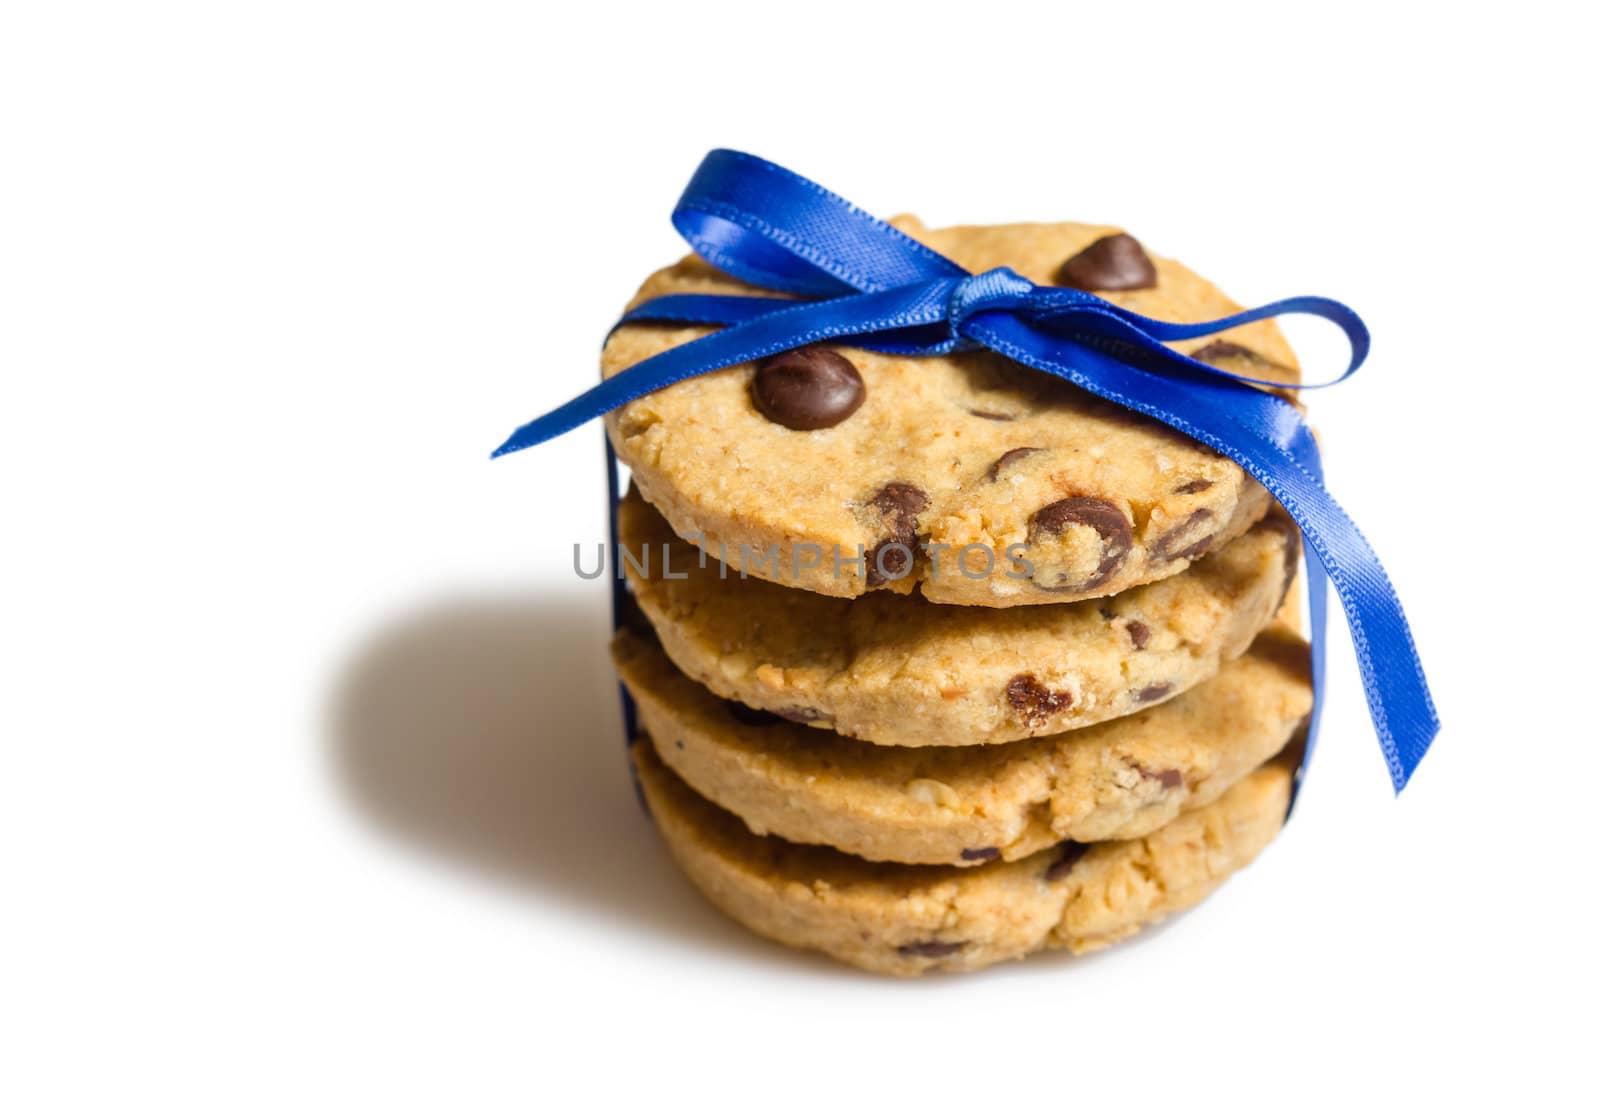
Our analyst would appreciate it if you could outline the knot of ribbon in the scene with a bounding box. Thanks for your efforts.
[493,148,1438,794]
[944,266,1037,345]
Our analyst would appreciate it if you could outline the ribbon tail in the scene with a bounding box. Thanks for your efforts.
[491,283,956,457]
[970,315,1438,791]
[672,149,970,296]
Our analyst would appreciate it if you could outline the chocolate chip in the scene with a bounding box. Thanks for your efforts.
[987,446,1041,481]
[1190,340,1257,364]
[1126,619,1150,650]
[1005,673,1073,727]
[897,940,965,958]
[865,482,929,587]
[675,739,685,750]
[1151,508,1217,563]
[1133,682,1174,704]
[726,701,784,727]
[968,409,1016,421]
[871,482,929,530]
[1175,478,1213,495]
[1028,497,1133,592]
[960,847,1001,862]
[1045,843,1088,882]
[751,347,865,430]
[1055,233,1158,292]
[1098,604,1116,620]
[1032,498,1131,549]
[870,544,913,584]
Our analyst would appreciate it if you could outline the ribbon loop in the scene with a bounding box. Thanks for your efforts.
[671,149,968,297]
[493,150,1439,793]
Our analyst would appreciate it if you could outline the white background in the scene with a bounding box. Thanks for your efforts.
[4,2,1596,1108]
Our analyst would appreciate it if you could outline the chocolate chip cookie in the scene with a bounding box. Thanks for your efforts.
[633,738,1293,975]
[615,624,1310,866]
[618,487,1298,747]
[603,217,1300,607]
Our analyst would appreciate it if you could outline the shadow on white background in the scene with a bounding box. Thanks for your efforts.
[324,592,859,973]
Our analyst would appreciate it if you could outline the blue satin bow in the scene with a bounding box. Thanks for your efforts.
[494,149,1438,793]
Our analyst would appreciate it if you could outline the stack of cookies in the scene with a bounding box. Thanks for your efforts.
[603,218,1313,975]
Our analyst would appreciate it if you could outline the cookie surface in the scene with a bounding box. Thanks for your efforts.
[615,625,1310,865]
[633,738,1292,975]
[619,488,1298,747]
[603,218,1300,607]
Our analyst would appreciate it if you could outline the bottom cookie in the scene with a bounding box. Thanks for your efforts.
[633,738,1292,976]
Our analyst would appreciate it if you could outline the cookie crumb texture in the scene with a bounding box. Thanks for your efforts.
[602,218,1300,607]
[620,489,1298,747]
[633,740,1292,976]
[614,625,1311,865]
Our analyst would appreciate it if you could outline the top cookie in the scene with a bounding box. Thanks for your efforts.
[603,218,1300,607]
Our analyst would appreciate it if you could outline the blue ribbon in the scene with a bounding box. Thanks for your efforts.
[495,149,1438,793]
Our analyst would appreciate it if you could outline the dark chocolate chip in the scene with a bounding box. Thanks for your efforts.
[897,940,965,958]
[1028,496,1133,592]
[1045,843,1089,882]
[1098,604,1117,620]
[1133,682,1174,704]
[987,446,1042,481]
[871,482,930,531]
[751,347,865,430]
[1175,478,1213,495]
[1126,619,1150,650]
[675,739,685,750]
[1031,498,1131,548]
[865,482,929,587]
[1055,233,1158,292]
[968,409,1017,422]
[960,847,1001,862]
[1190,340,1257,364]
[1151,508,1217,563]
[1005,673,1073,727]
[726,701,784,727]
[869,543,913,584]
